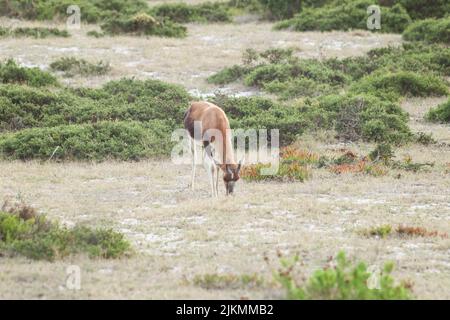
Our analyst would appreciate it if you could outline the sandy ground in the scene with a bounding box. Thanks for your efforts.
[0,13,449,299]
[0,138,449,299]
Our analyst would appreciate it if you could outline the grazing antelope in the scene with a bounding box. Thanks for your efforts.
[184,101,242,197]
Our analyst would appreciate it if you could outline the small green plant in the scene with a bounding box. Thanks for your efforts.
[426,98,450,123]
[0,59,57,87]
[273,251,412,300]
[0,202,131,261]
[369,143,394,164]
[414,132,436,145]
[361,225,393,238]
[50,57,111,77]
[403,17,450,44]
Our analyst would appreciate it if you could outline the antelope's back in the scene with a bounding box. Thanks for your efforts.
[184,101,230,140]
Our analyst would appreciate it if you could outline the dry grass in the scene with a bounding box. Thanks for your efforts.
[0,140,449,299]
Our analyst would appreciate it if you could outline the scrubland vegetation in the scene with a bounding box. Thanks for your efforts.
[0,201,131,261]
[0,0,449,300]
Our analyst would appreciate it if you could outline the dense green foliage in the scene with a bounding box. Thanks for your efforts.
[0,77,190,160]
[403,17,450,44]
[274,252,412,300]
[426,98,450,123]
[50,57,111,77]
[396,0,450,20]
[0,205,131,261]
[0,0,148,23]
[149,2,232,23]
[350,71,448,101]
[0,120,174,160]
[257,0,302,20]
[0,26,70,38]
[0,59,57,87]
[274,0,412,33]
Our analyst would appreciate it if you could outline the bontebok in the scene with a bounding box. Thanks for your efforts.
[184,101,242,197]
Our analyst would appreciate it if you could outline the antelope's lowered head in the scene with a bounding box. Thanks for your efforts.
[218,162,242,196]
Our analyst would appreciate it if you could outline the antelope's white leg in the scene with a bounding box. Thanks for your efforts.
[215,165,220,197]
[203,150,216,198]
[190,138,196,190]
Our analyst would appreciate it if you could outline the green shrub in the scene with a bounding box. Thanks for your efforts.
[210,94,309,145]
[274,251,412,300]
[0,208,131,261]
[0,59,57,87]
[0,0,149,23]
[258,0,302,20]
[150,2,232,23]
[0,78,190,131]
[314,93,412,143]
[207,65,250,85]
[0,120,174,161]
[403,17,450,44]
[426,98,450,123]
[369,143,394,163]
[275,0,412,33]
[0,26,70,38]
[101,12,187,37]
[350,71,448,101]
[398,0,450,19]
[50,57,111,77]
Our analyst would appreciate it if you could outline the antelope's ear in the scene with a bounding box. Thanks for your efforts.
[213,158,221,167]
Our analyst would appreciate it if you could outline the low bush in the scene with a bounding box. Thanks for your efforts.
[274,0,412,33]
[100,12,187,38]
[257,0,302,20]
[426,98,450,123]
[398,0,450,20]
[403,17,450,44]
[0,120,175,161]
[207,65,250,85]
[150,2,232,23]
[0,0,149,23]
[0,59,57,87]
[350,71,448,101]
[50,57,111,77]
[0,203,131,261]
[273,251,412,300]
[210,94,309,145]
[0,26,70,38]
[315,94,412,143]
[0,78,190,131]
[209,45,450,102]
